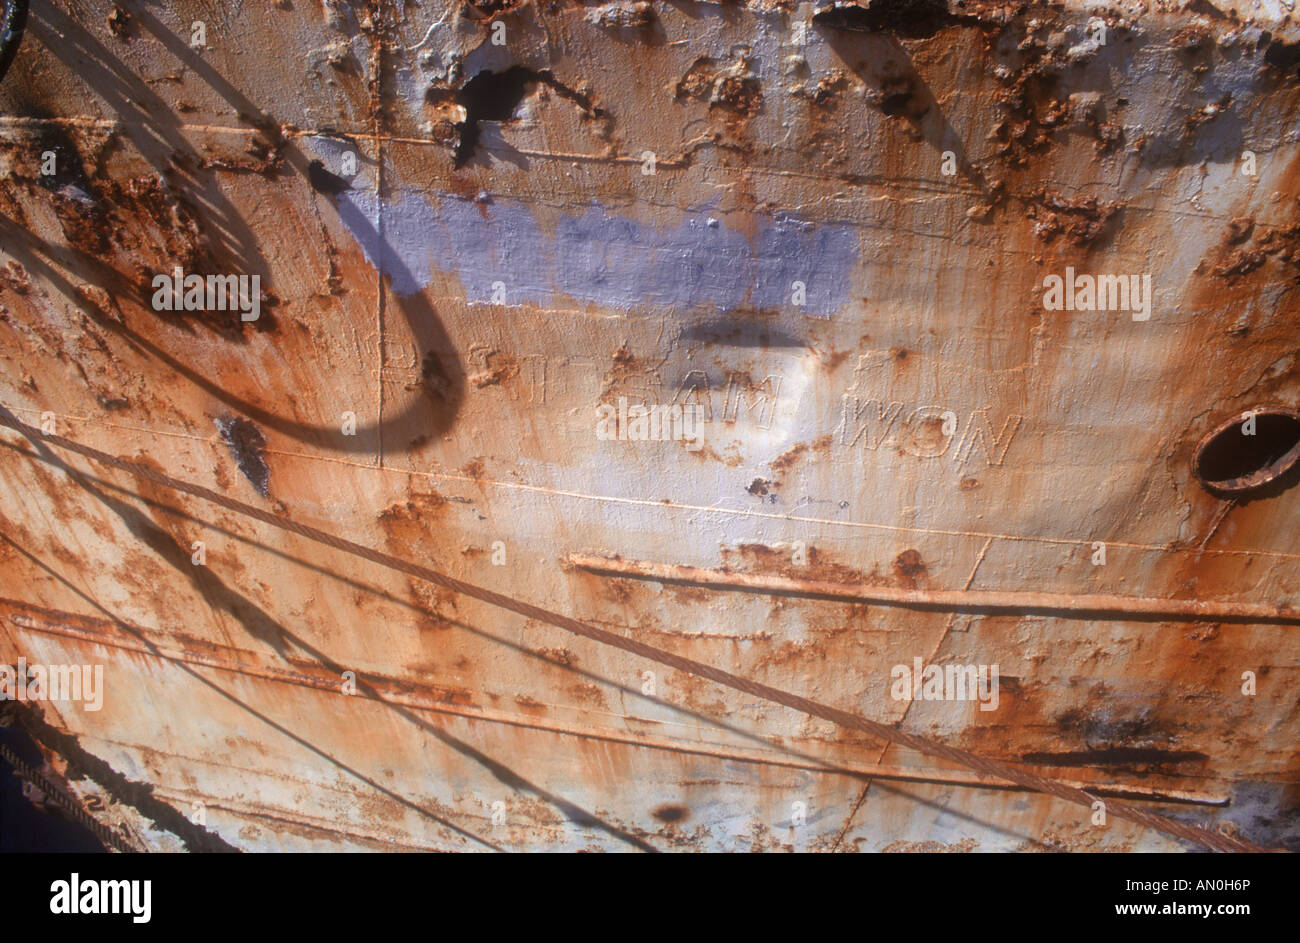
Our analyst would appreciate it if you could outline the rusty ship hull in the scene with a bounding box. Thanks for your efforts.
[1,0,1299,852]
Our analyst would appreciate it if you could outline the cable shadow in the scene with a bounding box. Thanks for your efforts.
[0,434,1101,852]
[0,437,913,768]
[818,25,990,192]
[0,203,463,459]
[0,524,503,851]
[835,777,1110,852]
[16,4,464,454]
[25,4,265,290]
[0,419,654,851]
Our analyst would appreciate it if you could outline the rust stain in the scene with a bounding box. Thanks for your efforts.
[1,0,1298,853]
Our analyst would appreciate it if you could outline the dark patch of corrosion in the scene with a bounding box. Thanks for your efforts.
[453,66,605,168]
[1022,748,1210,768]
[216,416,270,497]
[307,159,350,195]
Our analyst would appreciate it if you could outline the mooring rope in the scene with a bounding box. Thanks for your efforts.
[0,410,1271,852]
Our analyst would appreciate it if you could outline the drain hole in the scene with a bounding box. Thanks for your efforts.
[1192,407,1300,494]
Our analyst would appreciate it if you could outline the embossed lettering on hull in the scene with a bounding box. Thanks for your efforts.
[0,0,1298,852]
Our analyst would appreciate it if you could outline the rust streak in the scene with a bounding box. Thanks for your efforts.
[566,554,1300,624]
[3,600,1230,806]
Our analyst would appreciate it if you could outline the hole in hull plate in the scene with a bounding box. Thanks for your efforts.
[1192,407,1300,495]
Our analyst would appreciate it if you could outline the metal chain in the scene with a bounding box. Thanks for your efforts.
[0,740,136,852]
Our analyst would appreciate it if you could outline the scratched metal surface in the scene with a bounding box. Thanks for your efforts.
[0,0,1298,851]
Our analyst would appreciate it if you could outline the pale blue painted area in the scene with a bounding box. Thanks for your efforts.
[337,188,858,317]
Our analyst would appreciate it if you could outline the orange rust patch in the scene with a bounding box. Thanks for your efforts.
[469,352,519,389]
[723,543,890,586]
[513,693,547,714]
[892,549,928,589]
[378,492,450,549]
[665,583,713,604]
[566,682,606,707]
[535,647,576,667]
[822,348,852,371]
[770,434,833,480]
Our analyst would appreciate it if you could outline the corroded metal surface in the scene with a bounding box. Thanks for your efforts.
[1,0,1298,851]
